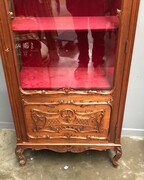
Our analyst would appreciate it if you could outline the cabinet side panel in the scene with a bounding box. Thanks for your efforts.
[0,0,27,142]
[115,0,140,143]
[109,0,133,142]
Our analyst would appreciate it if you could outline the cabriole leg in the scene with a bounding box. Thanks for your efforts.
[15,146,26,166]
[111,146,122,167]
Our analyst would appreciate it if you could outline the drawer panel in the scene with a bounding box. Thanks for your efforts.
[23,103,111,142]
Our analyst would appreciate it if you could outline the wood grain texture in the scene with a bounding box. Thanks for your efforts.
[115,0,140,143]
[23,104,111,142]
[0,0,27,142]
[0,0,139,166]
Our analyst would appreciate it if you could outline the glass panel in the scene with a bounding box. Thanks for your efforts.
[11,0,121,90]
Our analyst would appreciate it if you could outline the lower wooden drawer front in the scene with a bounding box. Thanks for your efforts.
[24,103,111,142]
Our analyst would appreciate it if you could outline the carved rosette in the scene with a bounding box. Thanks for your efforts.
[31,108,105,139]
[60,109,74,123]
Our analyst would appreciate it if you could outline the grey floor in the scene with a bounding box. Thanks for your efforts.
[0,129,144,180]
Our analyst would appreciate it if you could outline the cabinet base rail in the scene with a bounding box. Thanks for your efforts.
[15,143,122,167]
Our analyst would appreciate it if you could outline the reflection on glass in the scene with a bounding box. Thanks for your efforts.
[11,0,121,90]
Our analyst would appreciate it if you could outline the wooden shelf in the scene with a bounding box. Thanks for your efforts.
[12,16,119,32]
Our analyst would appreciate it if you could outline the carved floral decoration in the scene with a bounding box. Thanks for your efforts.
[31,108,105,136]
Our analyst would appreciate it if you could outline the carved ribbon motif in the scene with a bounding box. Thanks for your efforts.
[31,108,105,135]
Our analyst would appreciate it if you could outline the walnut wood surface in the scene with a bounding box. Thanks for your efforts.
[0,0,140,166]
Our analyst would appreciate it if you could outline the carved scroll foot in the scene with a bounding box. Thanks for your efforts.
[111,146,122,167]
[15,146,26,166]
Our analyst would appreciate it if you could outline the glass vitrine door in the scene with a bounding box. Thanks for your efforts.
[10,0,121,90]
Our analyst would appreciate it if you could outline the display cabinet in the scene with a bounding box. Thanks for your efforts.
[0,0,139,166]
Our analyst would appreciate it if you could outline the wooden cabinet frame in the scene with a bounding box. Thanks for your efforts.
[0,0,140,167]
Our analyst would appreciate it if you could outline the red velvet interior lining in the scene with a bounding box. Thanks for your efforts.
[20,66,114,89]
[13,16,117,90]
